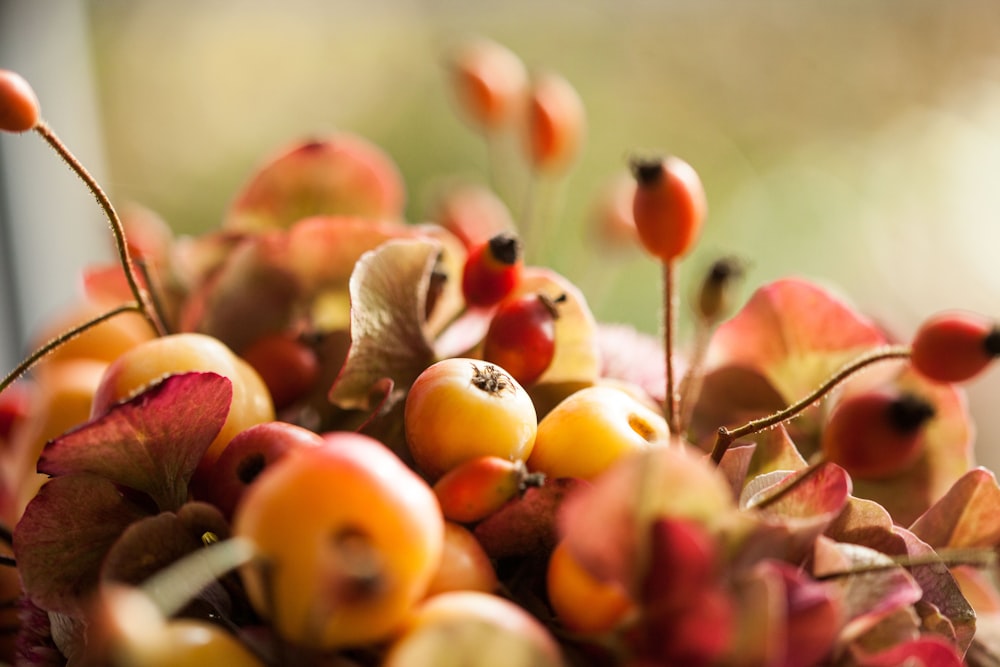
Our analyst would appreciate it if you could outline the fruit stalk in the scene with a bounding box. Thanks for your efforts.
[664,260,680,435]
[33,121,166,337]
[709,345,911,463]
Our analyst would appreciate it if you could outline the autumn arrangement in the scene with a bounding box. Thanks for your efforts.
[1,37,1000,667]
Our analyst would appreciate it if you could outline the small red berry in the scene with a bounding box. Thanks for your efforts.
[630,156,707,261]
[0,70,40,133]
[461,232,523,308]
[482,293,563,386]
[821,390,935,480]
[910,311,1000,384]
[240,332,320,410]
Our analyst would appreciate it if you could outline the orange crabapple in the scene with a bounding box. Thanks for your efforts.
[821,389,935,480]
[423,521,498,597]
[232,432,444,650]
[910,310,1000,384]
[0,69,40,133]
[482,292,564,387]
[381,591,566,667]
[90,333,275,474]
[526,385,669,481]
[404,358,538,480]
[461,232,524,308]
[546,539,634,635]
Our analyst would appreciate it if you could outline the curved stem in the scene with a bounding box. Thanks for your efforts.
[33,121,166,337]
[710,345,911,464]
[0,302,143,396]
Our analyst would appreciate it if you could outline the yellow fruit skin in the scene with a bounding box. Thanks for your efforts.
[527,386,668,480]
[547,540,634,635]
[405,359,537,480]
[234,434,444,650]
[90,333,274,471]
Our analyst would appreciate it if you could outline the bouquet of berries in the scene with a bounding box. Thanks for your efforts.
[1,38,999,667]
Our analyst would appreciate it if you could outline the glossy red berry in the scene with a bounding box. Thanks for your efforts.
[910,311,1000,384]
[821,390,935,480]
[461,232,523,308]
[482,293,563,386]
[630,156,707,262]
[0,70,40,133]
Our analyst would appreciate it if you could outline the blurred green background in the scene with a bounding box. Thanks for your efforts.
[5,0,1000,465]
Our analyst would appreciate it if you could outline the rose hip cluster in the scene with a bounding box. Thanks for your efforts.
[1,36,1000,667]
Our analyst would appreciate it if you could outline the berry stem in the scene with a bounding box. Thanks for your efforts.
[663,260,680,434]
[33,121,166,337]
[814,547,996,581]
[0,302,143,396]
[709,345,911,464]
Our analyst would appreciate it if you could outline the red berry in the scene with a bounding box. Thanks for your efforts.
[630,156,706,261]
[910,311,1000,384]
[461,232,523,308]
[0,69,40,133]
[482,293,562,386]
[821,390,935,480]
[448,38,527,130]
[240,332,320,410]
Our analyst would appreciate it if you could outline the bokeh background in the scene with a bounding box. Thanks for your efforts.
[3,0,1000,466]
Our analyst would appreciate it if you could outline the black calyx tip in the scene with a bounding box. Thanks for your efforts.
[629,157,664,186]
[984,326,1000,358]
[888,393,936,433]
[487,232,522,266]
[708,256,747,285]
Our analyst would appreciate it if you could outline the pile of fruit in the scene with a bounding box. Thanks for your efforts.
[3,38,1000,667]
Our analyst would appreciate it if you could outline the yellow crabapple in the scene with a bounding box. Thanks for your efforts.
[424,521,498,597]
[404,359,537,479]
[90,333,274,472]
[547,540,634,635]
[527,385,669,480]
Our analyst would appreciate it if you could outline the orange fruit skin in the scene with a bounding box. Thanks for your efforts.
[0,70,40,132]
[631,156,707,261]
[234,433,445,650]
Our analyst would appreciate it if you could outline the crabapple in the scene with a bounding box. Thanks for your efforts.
[821,390,935,479]
[482,292,563,386]
[404,359,537,480]
[527,385,668,480]
[424,522,498,597]
[0,69,40,132]
[90,333,275,473]
[381,591,565,667]
[195,421,325,519]
[630,155,706,262]
[233,433,444,650]
[240,332,320,410]
[910,310,1000,384]
[461,232,523,308]
[547,540,634,635]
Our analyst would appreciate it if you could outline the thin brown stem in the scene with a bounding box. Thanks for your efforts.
[677,320,712,435]
[663,260,679,434]
[748,460,827,511]
[33,121,166,337]
[814,548,996,580]
[0,302,142,396]
[710,345,911,464]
